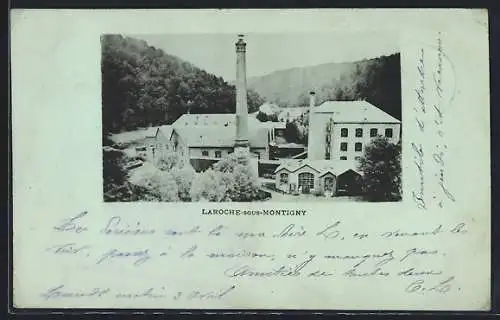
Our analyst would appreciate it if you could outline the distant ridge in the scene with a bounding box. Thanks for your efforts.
[242,53,402,121]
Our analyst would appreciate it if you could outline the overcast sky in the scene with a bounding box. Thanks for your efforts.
[135,33,399,81]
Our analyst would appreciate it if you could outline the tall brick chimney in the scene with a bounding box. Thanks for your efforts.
[234,34,249,152]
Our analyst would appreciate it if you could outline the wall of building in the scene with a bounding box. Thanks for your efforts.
[188,147,234,159]
[171,131,190,167]
[153,131,173,162]
[275,170,294,193]
[308,112,401,167]
[276,166,323,193]
[251,147,268,160]
[307,113,331,160]
[328,122,401,168]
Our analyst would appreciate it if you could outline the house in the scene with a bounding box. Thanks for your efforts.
[134,126,160,161]
[277,106,309,122]
[152,113,284,170]
[171,114,271,157]
[274,159,363,196]
[151,125,173,161]
[307,93,401,171]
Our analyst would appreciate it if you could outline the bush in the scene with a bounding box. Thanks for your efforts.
[191,153,267,202]
[171,165,196,201]
[358,137,401,202]
[135,170,180,202]
[155,149,182,171]
[190,169,230,202]
[226,163,261,202]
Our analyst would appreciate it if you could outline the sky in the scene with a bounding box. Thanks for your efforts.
[135,33,399,82]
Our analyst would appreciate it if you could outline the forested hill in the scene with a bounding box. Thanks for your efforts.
[101,35,265,134]
[246,53,402,121]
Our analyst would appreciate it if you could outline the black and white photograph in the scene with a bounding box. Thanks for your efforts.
[102,33,402,202]
[12,9,491,312]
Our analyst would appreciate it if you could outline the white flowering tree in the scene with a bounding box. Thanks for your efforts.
[190,168,230,202]
[192,153,262,202]
[171,165,196,201]
[155,149,183,171]
[134,170,180,202]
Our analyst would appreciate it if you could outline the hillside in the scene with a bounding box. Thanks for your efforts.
[101,35,265,134]
[246,53,402,121]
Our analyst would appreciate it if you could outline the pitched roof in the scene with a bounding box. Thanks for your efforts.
[274,159,361,176]
[156,125,173,139]
[174,126,236,147]
[171,114,271,148]
[311,100,400,123]
[144,126,159,138]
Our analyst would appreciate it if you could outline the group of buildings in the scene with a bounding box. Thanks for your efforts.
[137,35,401,197]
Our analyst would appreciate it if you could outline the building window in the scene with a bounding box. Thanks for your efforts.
[385,128,393,138]
[341,128,348,137]
[340,156,347,160]
[340,142,348,151]
[355,156,361,161]
[215,151,222,158]
[355,142,362,152]
[298,172,314,190]
[279,172,289,185]
[202,150,209,157]
[370,128,378,137]
[355,128,363,137]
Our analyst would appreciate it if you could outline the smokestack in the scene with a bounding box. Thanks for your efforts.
[309,91,316,109]
[235,34,249,150]
[307,91,315,156]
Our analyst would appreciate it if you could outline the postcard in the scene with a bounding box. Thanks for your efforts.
[11,9,490,310]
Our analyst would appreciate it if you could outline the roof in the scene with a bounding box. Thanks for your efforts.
[171,114,269,148]
[144,127,159,138]
[174,113,243,127]
[258,121,286,129]
[274,159,361,176]
[156,125,173,139]
[174,126,236,147]
[269,142,306,148]
[311,100,400,123]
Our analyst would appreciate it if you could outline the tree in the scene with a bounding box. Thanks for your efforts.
[256,111,268,122]
[247,89,265,113]
[190,169,230,202]
[103,146,130,201]
[171,165,196,201]
[226,162,261,202]
[357,137,401,201]
[134,170,180,202]
[212,153,261,202]
[284,121,301,143]
[155,149,182,171]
